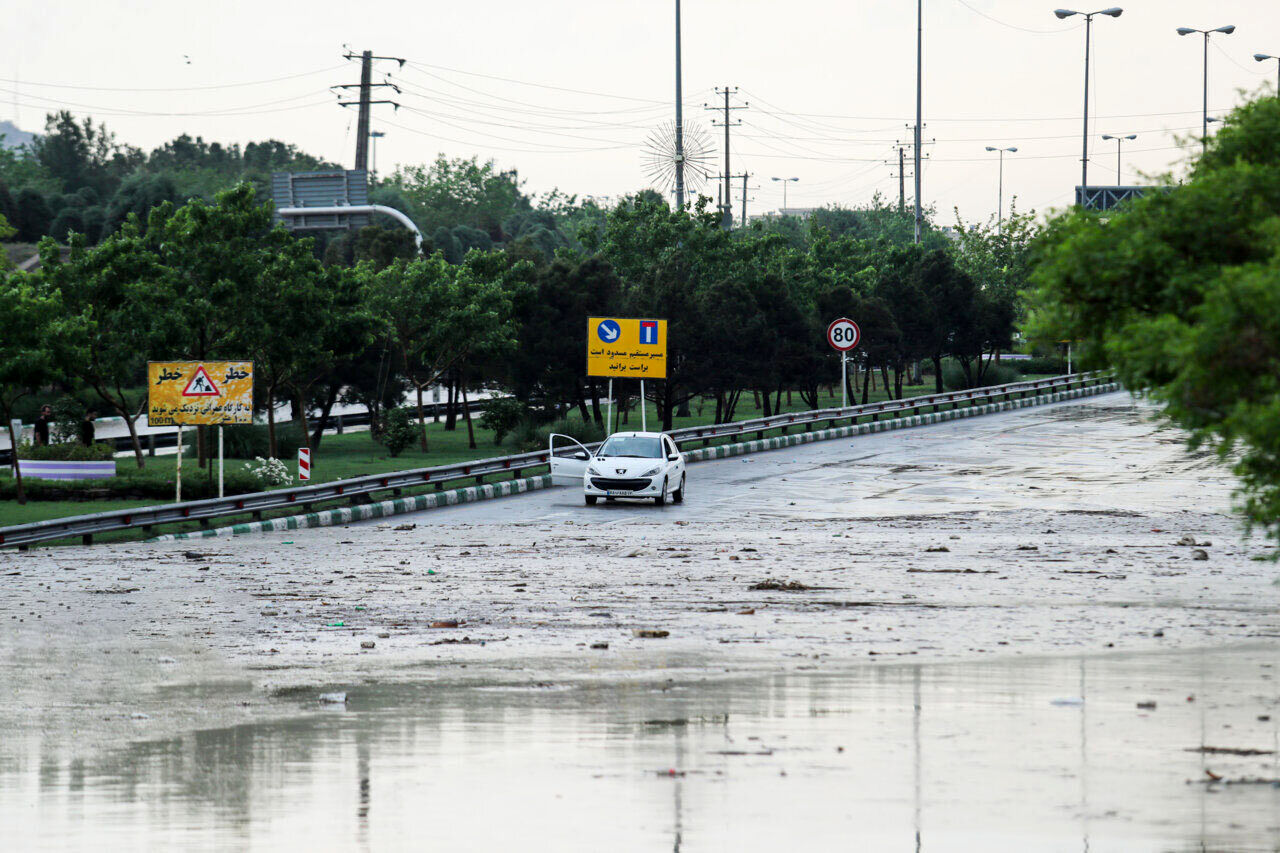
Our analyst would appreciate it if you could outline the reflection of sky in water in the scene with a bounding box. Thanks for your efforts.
[4,648,1279,852]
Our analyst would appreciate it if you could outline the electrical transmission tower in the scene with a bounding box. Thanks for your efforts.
[738,173,757,225]
[706,87,747,229]
[334,50,405,172]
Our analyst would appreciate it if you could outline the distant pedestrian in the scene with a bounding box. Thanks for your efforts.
[33,404,52,447]
[78,410,96,447]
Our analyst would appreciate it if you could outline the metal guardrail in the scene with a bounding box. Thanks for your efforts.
[0,372,1110,549]
[0,396,511,466]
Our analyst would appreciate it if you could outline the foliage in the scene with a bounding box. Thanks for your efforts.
[0,468,261,502]
[221,423,304,461]
[380,407,418,458]
[477,397,528,446]
[1011,356,1065,375]
[943,360,1019,391]
[1027,90,1280,541]
[16,440,116,461]
[507,415,603,454]
[243,457,293,487]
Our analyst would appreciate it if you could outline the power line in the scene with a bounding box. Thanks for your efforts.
[949,0,1083,35]
[0,64,346,93]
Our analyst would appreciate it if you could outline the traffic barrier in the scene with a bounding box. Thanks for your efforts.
[149,381,1120,543]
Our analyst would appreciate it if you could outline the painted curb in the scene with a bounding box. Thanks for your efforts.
[151,382,1119,543]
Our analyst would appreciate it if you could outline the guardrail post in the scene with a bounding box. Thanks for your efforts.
[252,510,263,521]
[143,525,154,536]
[81,534,92,546]
[199,518,211,529]
[392,487,403,497]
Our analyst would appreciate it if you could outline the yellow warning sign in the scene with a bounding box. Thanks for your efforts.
[147,361,254,426]
[587,318,668,379]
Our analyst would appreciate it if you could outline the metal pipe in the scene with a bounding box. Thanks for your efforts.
[278,205,424,252]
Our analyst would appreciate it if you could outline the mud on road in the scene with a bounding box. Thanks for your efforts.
[1,393,1276,749]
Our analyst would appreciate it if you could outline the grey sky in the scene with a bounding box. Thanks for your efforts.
[6,0,1279,224]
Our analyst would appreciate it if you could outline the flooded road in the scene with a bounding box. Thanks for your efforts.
[3,393,1280,849]
[5,646,1279,851]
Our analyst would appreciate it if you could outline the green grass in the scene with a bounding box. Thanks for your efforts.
[1,374,1062,538]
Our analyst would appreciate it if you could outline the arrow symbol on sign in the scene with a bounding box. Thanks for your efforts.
[599,321,620,342]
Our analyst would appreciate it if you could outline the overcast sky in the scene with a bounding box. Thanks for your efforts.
[6,0,1279,225]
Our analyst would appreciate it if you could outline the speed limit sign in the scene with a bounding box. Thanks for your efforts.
[827,318,861,352]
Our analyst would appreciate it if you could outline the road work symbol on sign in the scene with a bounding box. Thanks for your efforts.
[587,317,668,379]
[827,318,861,352]
[182,365,221,397]
[597,319,621,343]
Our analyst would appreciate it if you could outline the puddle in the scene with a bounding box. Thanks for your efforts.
[3,646,1279,851]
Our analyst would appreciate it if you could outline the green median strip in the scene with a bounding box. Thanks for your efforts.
[149,382,1118,543]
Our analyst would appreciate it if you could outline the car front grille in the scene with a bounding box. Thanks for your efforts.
[590,477,652,491]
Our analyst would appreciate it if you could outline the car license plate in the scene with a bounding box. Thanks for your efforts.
[606,490,633,496]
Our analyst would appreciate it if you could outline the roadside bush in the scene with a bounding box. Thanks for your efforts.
[0,467,261,501]
[943,362,1020,391]
[477,397,528,446]
[50,396,87,445]
[506,416,603,454]
[381,407,418,457]
[1011,356,1066,376]
[221,423,305,460]
[16,441,116,461]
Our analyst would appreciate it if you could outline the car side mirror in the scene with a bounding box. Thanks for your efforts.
[574,451,589,461]
[667,454,679,461]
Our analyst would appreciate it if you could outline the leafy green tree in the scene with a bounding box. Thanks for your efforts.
[387,156,531,237]
[1027,91,1280,541]
[363,253,517,450]
[14,188,52,242]
[0,273,74,504]
[38,228,169,467]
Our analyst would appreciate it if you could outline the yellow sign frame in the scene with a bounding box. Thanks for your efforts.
[587,317,668,379]
[147,361,254,427]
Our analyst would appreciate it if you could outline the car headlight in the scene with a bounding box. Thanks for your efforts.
[639,466,662,478]
[587,466,602,476]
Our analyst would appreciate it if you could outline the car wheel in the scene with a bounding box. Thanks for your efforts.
[672,475,685,504]
[655,478,667,507]
[585,495,598,506]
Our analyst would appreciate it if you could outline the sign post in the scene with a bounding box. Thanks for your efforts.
[148,362,254,503]
[587,318,668,434]
[826,318,862,409]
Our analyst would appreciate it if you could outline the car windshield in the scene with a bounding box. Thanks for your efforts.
[597,436,663,459]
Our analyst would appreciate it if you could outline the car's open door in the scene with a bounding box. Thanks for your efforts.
[549,434,592,486]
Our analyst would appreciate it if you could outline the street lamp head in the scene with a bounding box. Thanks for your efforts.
[1099,7,1123,17]
[1124,134,1137,140]
[1176,27,1197,36]
[1101,134,1113,140]
[985,146,997,151]
[1008,147,1019,153]
[1054,9,1078,19]
[1214,25,1236,35]
[1256,54,1275,62]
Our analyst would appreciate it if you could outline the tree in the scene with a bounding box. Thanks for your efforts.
[1027,90,1280,541]
[387,155,531,237]
[363,253,517,450]
[38,228,169,467]
[0,273,73,504]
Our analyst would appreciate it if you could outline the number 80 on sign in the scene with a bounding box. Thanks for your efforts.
[827,318,861,352]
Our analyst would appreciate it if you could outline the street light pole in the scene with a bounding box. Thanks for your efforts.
[1255,53,1280,96]
[1177,25,1237,152]
[772,176,799,212]
[914,0,924,244]
[983,146,1017,233]
[1101,133,1136,184]
[369,130,385,180]
[1055,8,1123,203]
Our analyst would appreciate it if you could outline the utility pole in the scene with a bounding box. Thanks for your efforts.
[707,87,747,229]
[913,0,924,243]
[674,0,685,210]
[738,173,756,224]
[896,145,906,210]
[335,50,405,171]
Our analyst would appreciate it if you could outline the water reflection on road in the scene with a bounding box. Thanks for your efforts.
[5,646,1280,851]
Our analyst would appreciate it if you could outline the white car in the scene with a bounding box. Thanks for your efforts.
[550,431,687,507]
